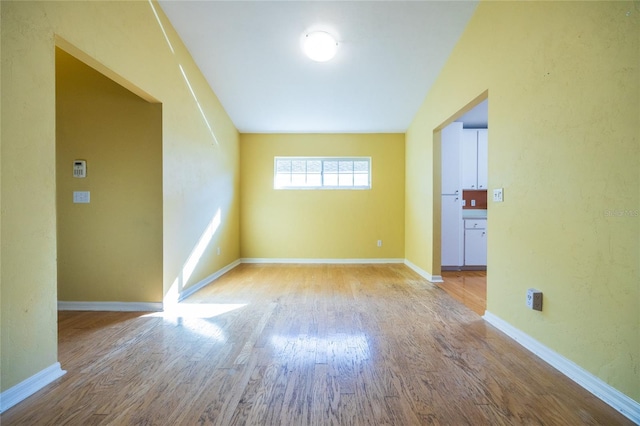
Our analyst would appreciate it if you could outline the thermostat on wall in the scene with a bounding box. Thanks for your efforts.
[73,160,87,178]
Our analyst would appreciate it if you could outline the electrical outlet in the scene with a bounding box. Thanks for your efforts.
[526,289,543,311]
[217,247,221,256]
[377,240,382,247]
[493,188,504,202]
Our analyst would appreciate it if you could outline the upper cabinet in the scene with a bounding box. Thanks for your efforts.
[441,122,462,195]
[461,131,478,189]
[477,130,488,189]
[461,129,488,190]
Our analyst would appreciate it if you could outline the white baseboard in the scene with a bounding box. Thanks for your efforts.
[483,311,640,424]
[57,301,162,312]
[403,259,443,283]
[240,258,405,264]
[0,363,66,413]
[178,259,241,302]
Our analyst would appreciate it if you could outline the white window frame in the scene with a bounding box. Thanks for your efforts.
[274,156,371,190]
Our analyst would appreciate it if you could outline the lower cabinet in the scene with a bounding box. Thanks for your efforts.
[464,219,487,266]
[442,195,463,267]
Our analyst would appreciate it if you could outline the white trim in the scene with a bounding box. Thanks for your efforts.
[483,311,640,424]
[403,259,443,283]
[240,258,404,264]
[0,363,66,413]
[178,259,241,302]
[57,301,162,312]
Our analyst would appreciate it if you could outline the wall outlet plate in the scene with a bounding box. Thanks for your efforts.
[526,288,543,311]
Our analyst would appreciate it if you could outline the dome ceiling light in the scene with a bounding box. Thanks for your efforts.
[302,31,338,62]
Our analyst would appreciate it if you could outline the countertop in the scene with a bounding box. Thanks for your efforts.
[462,209,487,220]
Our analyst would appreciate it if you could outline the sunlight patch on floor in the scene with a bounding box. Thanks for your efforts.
[143,303,246,340]
[144,302,246,320]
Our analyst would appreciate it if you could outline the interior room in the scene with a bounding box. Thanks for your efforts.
[1,1,638,424]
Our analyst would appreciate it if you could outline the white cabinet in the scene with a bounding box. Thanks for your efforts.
[464,219,487,266]
[477,130,488,190]
[442,195,463,267]
[461,129,488,190]
[461,131,478,189]
[441,124,488,269]
[441,122,462,195]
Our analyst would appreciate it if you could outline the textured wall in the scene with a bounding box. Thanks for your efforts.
[240,133,405,260]
[1,1,239,391]
[406,1,639,401]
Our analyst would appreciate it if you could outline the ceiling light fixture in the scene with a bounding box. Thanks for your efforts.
[302,31,338,62]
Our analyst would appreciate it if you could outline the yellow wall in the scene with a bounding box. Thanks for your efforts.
[406,1,639,401]
[1,1,239,391]
[56,48,163,303]
[240,134,405,259]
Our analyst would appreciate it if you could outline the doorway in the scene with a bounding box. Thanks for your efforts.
[55,47,163,306]
[436,95,488,314]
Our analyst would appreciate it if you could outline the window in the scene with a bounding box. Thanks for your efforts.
[274,157,371,189]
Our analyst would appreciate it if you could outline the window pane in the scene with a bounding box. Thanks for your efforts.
[324,173,338,186]
[354,161,368,172]
[307,173,322,186]
[291,173,306,186]
[323,161,338,173]
[354,173,369,186]
[292,160,306,173]
[307,160,322,173]
[339,161,353,172]
[338,174,354,187]
[275,174,291,187]
[276,160,291,173]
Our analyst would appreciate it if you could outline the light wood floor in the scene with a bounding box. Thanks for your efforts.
[439,270,487,315]
[2,264,631,425]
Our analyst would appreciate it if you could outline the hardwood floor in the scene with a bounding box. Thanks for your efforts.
[2,264,631,425]
[439,270,487,315]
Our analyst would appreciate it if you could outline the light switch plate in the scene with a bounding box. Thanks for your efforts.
[493,188,504,202]
[73,191,90,204]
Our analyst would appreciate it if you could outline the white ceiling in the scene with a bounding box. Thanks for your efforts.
[158,1,479,133]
